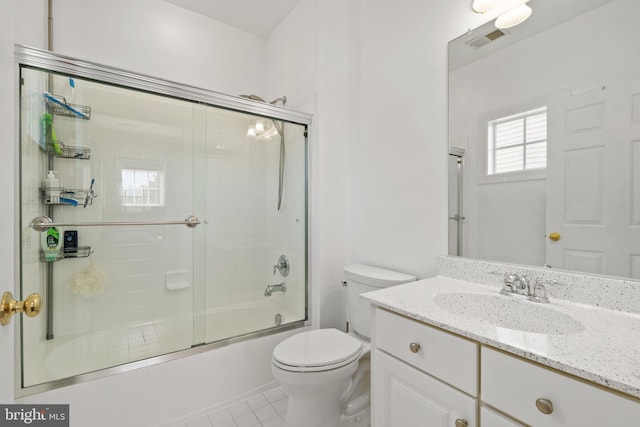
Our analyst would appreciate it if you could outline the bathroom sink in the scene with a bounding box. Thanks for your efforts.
[433,293,585,335]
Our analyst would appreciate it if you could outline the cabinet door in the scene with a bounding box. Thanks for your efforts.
[373,349,476,427]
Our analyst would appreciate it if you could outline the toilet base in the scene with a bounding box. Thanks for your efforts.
[274,359,359,427]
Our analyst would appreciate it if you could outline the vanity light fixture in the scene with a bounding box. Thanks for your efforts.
[495,3,532,29]
[472,0,533,29]
[472,0,503,13]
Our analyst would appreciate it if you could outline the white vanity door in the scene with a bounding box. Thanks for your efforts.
[373,349,477,427]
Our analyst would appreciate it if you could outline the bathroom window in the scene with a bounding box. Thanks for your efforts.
[487,107,547,176]
[122,168,165,207]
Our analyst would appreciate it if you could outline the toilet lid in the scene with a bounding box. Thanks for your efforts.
[273,329,363,372]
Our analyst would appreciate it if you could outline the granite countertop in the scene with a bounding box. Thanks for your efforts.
[363,276,640,399]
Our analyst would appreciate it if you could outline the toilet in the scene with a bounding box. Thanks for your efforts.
[272,264,416,427]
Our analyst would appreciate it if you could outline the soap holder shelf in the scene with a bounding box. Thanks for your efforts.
[40,187,96,206]
[45,141,91,159]
[40,246,92,262]
[44,93,91,120]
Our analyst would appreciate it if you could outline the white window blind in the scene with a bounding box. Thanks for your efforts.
[487,107,547,176]
[122,168,165,207]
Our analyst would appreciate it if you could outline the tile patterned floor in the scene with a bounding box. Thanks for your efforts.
[173,388,288,427]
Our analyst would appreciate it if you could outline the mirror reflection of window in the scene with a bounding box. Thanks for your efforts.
[487,107,547,176]
[121,168,165,207]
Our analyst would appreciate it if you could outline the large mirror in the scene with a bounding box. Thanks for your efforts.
[448,0,640,280]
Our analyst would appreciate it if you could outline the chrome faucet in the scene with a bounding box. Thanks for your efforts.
[503,273,530,295]
[264,282,287,296]
[501,273,549,303]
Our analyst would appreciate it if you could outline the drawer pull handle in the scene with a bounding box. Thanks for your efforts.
[536,398,554,415]
[455,419,468,427]
[409,342,421,353]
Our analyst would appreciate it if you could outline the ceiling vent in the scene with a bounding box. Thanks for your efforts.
[465,28,509,49]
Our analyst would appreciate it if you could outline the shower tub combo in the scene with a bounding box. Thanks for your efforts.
[16,45,311,393]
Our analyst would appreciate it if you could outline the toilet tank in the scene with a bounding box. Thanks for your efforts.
[344,264,416,340]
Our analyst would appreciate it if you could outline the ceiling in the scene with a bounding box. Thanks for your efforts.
[164,0,302,38]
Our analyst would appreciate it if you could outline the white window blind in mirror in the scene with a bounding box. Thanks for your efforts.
[488,107,547,175]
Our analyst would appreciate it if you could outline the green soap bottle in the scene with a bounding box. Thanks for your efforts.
[41,226,62,262]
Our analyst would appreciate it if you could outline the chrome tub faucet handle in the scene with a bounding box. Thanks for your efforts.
[273,255,290,277]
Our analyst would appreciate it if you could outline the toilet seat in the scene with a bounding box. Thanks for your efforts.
[273,329,363,372]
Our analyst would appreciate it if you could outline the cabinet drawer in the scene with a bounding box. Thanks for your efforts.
[481,347,640,426]
[481,406,525,427]
[374,308,478,396]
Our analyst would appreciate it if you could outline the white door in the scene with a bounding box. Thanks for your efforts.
[373,349,476,427]
[546,78,640,277]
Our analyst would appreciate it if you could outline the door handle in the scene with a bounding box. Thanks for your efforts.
[1,292,42,326]
[549,232,561,241]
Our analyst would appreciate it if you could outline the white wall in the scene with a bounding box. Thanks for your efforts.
[351,0,484,279]
[52,0,267,96]
[1,0,488,424]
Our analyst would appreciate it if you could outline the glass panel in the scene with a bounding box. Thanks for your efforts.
[204,109,307,343]
[20,67,198,386]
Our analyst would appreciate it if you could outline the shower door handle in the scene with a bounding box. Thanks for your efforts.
[29,215,201,232]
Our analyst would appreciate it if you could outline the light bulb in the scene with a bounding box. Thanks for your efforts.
[246,127,256,137]
[472,0,503,13]
[255,120,265,134]
[495,3,532,29]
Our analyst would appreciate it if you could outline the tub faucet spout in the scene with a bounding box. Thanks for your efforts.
[264,282,287,296]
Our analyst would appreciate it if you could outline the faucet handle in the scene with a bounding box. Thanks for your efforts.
[532,283,549,303]
[273,255,290,277]
[535,276,563,287]
[530,276,552,302]
[533,283,547,299]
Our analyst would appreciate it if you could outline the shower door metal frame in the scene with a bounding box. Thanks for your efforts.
[448,147,465,257]
[14,44,313,396]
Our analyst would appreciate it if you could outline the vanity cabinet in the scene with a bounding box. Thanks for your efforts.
[373,308,478,427]
[372,308,640,427]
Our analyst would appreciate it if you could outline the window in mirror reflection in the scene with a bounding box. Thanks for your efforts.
[487,107,547,175]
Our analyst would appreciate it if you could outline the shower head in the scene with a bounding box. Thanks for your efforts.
[269,96,287,106]
[239,94,287,106]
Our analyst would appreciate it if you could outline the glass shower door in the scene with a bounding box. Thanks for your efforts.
[203,108,308,343]
[19,67,202,387]
[18,45,311,392]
